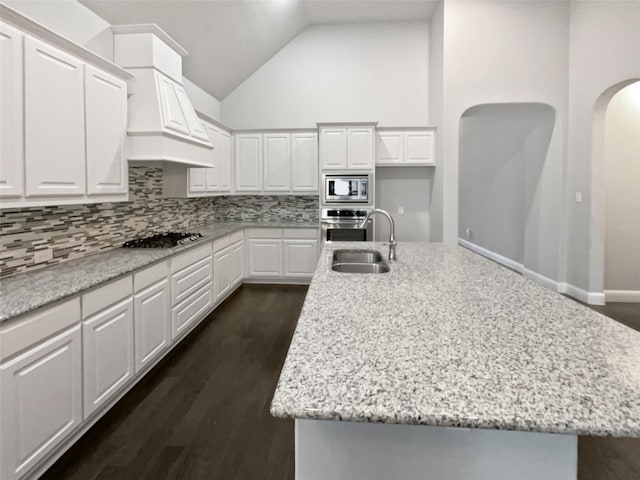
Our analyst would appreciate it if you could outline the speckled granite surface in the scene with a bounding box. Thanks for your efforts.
[271,242,640,437]
[0,221,318,323]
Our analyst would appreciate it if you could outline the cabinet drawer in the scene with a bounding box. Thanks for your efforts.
[171,255,212,306]
[82,276,132,318]
[171,244,212,273]
[0,298,80,362]
[171,282,212,339]
[134,261,169,292]
[246,228,282,239]
[1,325,82,480]
[213,234,230,253]
[283,228,318,240]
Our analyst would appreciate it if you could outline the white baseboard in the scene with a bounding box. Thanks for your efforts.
[605,290,640,303]
[457,239,607,306]
[557,283,606,305]
[522,268,558,292]
[457,238,524,273]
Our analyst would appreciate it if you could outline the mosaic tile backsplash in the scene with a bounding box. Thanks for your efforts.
[0,166,318,279]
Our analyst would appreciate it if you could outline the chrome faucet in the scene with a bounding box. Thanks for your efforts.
[359,209,397,261]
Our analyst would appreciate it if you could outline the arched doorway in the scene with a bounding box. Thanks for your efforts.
[589,80,640,302]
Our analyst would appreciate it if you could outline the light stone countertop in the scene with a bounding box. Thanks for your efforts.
[270,241,640,437]
[0,221,318,323]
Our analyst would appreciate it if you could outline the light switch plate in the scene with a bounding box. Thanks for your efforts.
[575,191,583,203]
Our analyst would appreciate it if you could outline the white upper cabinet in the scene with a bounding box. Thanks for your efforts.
[263,133,292,192]
[291,132,318,192]
[376,131,403,164]
[219,130,231,191]
[405,130,435,164]
[24,36,86,198]
[204,122,221,191]
[235,133,263,192]
[85,65,128,196]
[347,127,374,169]
[376,129,436,166]
[320,128,348,169]
[320,125,375,170]
[164,119,233,198]
[0,10,131,209]
[0,23,23,198]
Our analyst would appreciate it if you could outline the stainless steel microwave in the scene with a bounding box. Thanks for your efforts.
[322,174,370,204]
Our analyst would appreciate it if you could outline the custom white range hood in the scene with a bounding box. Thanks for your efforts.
[111,24,214,168]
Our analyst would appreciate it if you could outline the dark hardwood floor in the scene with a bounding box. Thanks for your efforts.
[578,302,640,480]
[42,284,305,480]
[40,287,639,480]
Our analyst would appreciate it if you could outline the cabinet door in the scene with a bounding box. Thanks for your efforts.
[204,122,220,191]
[1,326,82,480]
[284,239,318,277]
[320,128,347,169]
[189,168,207,193]
[405,131,435,164]
[263,133,291,192]
[83,297,134,417]
[24,36,85,197]
[157,72,189,135]
[0,23,24,198]
[235,134,262,191]
[219,130,231,191]
[291,132,318,192]
[174,84,209,142]
[376,131,403,165]
[347,127,374,169]
[230,240,244,286]
[134,279,170,373]
[248,239,282,277]
[85,65,127,196]
[214,247,231,302]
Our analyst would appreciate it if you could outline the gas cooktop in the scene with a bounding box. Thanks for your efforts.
[122,232,203,249]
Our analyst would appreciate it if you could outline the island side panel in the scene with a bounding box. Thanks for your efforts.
[295,419,577,480]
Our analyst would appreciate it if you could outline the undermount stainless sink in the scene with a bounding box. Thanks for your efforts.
[331,249,390,274]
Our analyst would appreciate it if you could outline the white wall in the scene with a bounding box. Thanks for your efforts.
[440,1,569,285]
[566,1,640,294]
[375,168,433,242]
[221,22,430,129]
[5,0,222,121]
[458,104,555,266]
[428,2,444,242]
[4,0,114,59]
[182,77,222,121]
[604,82,640,291]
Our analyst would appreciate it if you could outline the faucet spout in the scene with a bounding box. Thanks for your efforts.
[359,209,397,261]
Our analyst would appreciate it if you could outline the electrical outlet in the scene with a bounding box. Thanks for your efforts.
[575,191,583,203]
[33,249,52,264]
[398,206,404,214]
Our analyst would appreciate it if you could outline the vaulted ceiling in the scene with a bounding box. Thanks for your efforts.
[81,0,440,100]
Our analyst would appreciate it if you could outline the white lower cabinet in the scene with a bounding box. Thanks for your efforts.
[248,238,283,277]
[214,247,231,301]
[134,263,170,373]
[82,295,134,418]
[0,321,82,480]
[284,239,318,277]
[246,228,319,280]
[171,283,212,338]
[214,231,244,304]
[230,240,244,287]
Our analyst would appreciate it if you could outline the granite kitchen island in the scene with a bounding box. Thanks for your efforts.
[271,242,640,480]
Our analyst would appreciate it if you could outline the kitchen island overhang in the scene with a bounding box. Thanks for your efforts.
[271,242,640,480]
